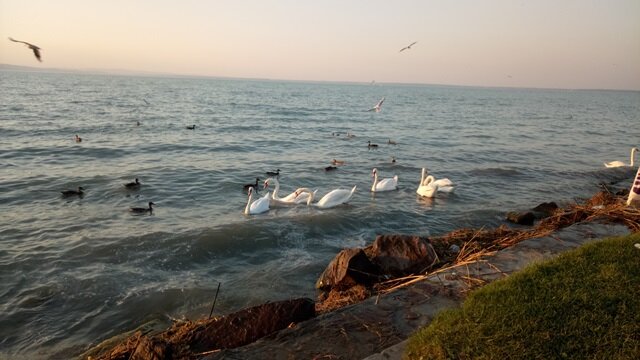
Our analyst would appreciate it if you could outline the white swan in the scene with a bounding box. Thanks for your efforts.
[263,177,316,205]
[420,168,455,193]
[371,168,398,192]
[417,174,438,198]
[244,187,270,215]
[298,186,357,209]
[605,147,638,168]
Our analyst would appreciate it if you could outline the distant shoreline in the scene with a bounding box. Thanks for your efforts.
[2,63,638,93]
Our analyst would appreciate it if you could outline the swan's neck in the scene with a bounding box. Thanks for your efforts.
[424,175,435,186]
[420,168,426,186]
[631,148,637,166]
[295,188,314,206]
[371,172,378,191]
[270,178,281,199]
[244,191,253,214]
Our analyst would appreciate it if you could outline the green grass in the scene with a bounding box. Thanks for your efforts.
[404,233,640,360]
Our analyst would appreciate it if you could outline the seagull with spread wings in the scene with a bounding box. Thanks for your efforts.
[368,97,385,112]
[8,37,42,62]
[399,41,417,52]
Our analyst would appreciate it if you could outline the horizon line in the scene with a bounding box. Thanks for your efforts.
[1,63,638,93]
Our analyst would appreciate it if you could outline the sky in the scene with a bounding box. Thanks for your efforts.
[1,0,639,90]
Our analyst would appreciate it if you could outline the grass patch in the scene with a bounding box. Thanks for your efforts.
[404,233,640,360]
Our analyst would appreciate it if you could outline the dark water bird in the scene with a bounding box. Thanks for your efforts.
[391,156,396,163]
[368,141,379,148]
[186,125,196,130]
[266,169,280,176]
[243,177,261,191]
[61,186,84,197]
[8,37,42,62]
[325,166,337,172]
[388,139,397,145]
[399,41,417,52]
[130,201,155,214]
[136,121,141,126]
[124,178,141,189]
[75,134,82,142]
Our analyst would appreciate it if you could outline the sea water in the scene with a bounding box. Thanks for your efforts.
[0,70,638,358]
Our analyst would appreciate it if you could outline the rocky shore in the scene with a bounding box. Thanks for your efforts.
[83,187,639,360]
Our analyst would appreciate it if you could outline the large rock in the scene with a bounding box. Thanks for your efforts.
[506,211,535,226]
[367,235,439,277]
[532,201,559,218]
[316,248,380,290]
[184,298,315,352]
[95,298,316,360]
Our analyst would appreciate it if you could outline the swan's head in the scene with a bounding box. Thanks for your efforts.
[263,177,277,189]
[148,202,155,206]
[247,187,254,196]
[372,168,378,177]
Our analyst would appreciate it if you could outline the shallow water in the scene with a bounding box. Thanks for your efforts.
[0,70,638,358]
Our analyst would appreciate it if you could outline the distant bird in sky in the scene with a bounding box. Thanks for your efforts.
[399,41,417,52]
[368,97,385,112]
[8,37,42,62]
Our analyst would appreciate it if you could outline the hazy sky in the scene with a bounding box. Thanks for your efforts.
[1,0,639,90]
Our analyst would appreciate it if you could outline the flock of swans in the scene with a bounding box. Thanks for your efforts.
[244,145,640,215]
[243,167,455,215]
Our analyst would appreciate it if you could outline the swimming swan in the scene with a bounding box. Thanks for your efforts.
[263,177,315,205]
[419,168,455,193]
[244,187,270,215]
[298,186,357,209]
[371,168,398,192]
[605,147,638,168]
[417,174,438,198]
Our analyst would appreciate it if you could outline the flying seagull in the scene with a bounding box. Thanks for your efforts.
[368,97,385,112]
[399,41,417,52]
[8,37,42,62]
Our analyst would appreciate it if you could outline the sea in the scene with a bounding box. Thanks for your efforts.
[0,70,638,358]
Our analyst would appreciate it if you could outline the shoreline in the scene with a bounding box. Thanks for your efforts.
[82,187,639,359]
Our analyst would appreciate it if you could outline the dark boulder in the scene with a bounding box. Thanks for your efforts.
[185,298,315,352]
[531,201,559,218]
[367,234,439,277]
[316,248,380,290]
[95,298,315,360]
[506,211,535,226]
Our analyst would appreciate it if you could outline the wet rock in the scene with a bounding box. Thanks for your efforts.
[316,248,380,290]
[506,211,535,226]
[94,298,315,360]
[532,202,559,218]
[183,298,315,353]
[368,235,439,277]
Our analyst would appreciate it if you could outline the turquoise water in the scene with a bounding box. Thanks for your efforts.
[0,70,638,358]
